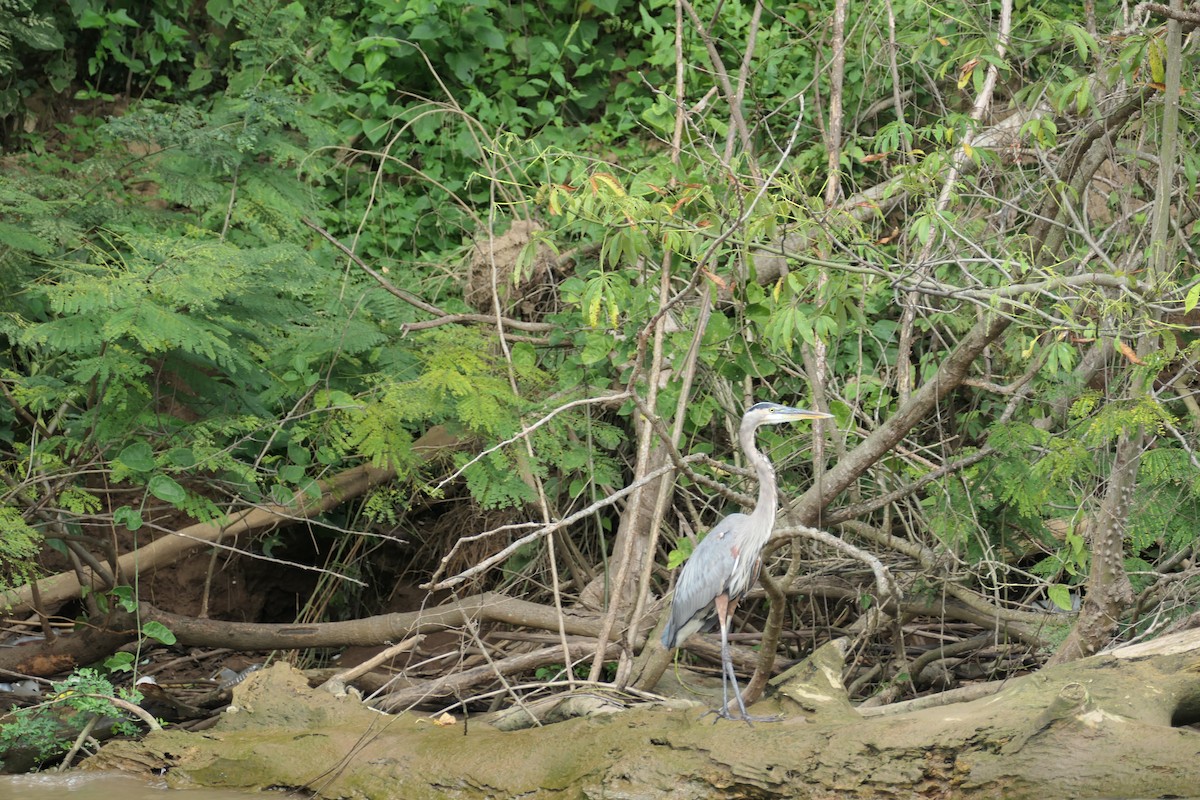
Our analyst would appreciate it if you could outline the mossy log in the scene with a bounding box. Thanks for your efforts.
[86,629,1200,799]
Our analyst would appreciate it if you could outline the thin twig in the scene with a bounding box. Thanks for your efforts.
[779,524,896,604]
[302,218,553,335]
[56,714,100,771]
[434,392,630,491]
[320,635,424,694]
[427,455,707,590]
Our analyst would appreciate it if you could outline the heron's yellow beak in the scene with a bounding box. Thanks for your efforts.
[770,406,835,422]
[780,407,834,420]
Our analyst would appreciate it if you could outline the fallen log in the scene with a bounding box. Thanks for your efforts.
[85,628,1200,799]
[0,592,605,677]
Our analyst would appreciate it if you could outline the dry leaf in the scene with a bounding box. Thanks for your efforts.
[701,267,727,290]
[1116,339,1144,365]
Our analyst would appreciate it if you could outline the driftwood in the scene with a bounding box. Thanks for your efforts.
[85,628,1200,799]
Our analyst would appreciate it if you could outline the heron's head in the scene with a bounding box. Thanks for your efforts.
[745,401,834,427]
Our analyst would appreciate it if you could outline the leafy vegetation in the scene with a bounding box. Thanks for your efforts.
[0,669,144,769]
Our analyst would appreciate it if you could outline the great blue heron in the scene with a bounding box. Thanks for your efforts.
[661,401,833,721]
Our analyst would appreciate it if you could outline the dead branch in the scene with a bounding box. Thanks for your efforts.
[427,453,707,591]
[0,624,132,677]
[136,593,607,649]
[1138,1,1200,25]
[319,635,425,695]
[374,642,622,712]
[0,591,610,677]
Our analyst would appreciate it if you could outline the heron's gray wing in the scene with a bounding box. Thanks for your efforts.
[661,513,747,648]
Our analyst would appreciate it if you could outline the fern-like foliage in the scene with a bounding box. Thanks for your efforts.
[0,504,40,599]
[100,81,340,237]
[310,327,626,514]
[927,408,1200,582]
[0,0,62,77]
[1130,448,1200,554]
[322,327,527,476]
[19,232,310,426]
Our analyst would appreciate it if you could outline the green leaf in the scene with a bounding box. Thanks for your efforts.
[187,68,213,91]
[911,213,933,245]
[287,443,311,466]
[108,9,139,26]
[363,49,387,76]
[147,474,186,505]
[114,506,143,532]
[116,442,155,473]
[1047,583,1074,611]
[298,477,322,501]
[477,27,505,50]
[78,9,107,28]
[1066,24,1096,62]
[206,0,234,26]
[105,651,136,672]
[110,585,137,613]
[579,331,614,365]
[667,536,694,570]
[280,464,306,483]
[410,19,448,39]
[141,620,177,645]
[328,44,354,74]
[1185,282,1200,314]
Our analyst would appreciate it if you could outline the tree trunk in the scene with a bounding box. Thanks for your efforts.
[1044,424,1140,665]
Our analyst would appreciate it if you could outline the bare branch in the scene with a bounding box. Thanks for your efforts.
[426,455,707,591]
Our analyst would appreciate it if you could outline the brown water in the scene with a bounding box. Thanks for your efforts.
[0,773,265,799]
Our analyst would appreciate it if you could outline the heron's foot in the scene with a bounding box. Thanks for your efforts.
[702,707,783,726]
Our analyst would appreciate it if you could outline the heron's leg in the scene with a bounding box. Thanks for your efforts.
[711,595,781,724]
[694,597,732,722]
[718,595,743,714]
[708,594,752,722]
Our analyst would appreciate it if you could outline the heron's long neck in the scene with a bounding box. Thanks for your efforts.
[740,421,778,549]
